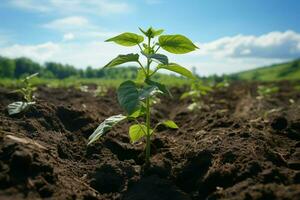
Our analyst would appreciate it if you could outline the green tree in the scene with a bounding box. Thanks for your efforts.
[0,56,15,78]
[15,57,41,78]
[85,66,97,78]
[45,62,78,79]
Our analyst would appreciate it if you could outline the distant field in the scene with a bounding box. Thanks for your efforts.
[2,55,300,88]
[233,59,300,81]
[0,76,190,88]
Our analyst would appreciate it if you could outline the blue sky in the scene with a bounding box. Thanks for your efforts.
[0,0,300,76]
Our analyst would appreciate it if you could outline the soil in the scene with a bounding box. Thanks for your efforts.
[0,81,300,200]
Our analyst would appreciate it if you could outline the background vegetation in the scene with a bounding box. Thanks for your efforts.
[230,59,300,81]
[0,55,192,87]
[0,55,299,88]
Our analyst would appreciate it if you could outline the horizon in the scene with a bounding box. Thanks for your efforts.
[1,54,299,78]
[0,0,300,76]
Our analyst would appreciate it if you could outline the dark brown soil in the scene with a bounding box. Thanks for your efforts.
[0,81,300,200]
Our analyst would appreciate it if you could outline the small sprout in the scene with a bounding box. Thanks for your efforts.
[78,85,89,92]
[7,73,38,115]
[15,73,38,102]
[88,27,197,163]
[215,79,230,89]
[180,79,212,111]
[77,84,108,97]
[94,85,108,97]
[187,102,199,111]
[256,85,279,99]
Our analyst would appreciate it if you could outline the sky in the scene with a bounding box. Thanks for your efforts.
[0,0,300,76]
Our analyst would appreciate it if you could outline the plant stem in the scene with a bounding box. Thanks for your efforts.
[145,36,151,164]
[145,97,151,164]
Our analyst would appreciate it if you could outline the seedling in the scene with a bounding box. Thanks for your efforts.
[215,79,230,89]
[78,85,89,93]
[88,27,198,163]
[93,85,108,97]
[256,85,279,100]
[180,79,212,111]
[7,73,38,115]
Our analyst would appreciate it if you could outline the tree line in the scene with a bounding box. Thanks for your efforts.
[0,56,138,79]
[0,55,235,83]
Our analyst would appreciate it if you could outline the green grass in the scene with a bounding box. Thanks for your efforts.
[233,59,300,81]
[0,75,189,89]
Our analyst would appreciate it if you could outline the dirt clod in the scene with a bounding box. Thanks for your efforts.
[271,116,288,131]
[10,150,32,177]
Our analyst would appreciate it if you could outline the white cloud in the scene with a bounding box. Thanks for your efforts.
[0,40,138,68]
[1,30,299,76]
[43,16,117,41]
[167,54,286,76]
[43,16,91,31]
[49,42,139,68]
[10,0,132,15]
[0,42,60,63]
[198,30,300,59]
[10,0,49,12]
[63,33,75,41]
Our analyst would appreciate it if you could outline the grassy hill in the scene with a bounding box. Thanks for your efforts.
[232,58,300,81]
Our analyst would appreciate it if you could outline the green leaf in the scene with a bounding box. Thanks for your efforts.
[145,78,172,97]
[216,81,229,88]
[140,43,154,54]
[129,106,146,118]
[139,85,161,100]
[153,29,164,37]
[7,101,35,115]
[24,73,39,81]
[157,63,195,79]
[161,120,179,129]
[135,69,146,85]
[159,34,198,54]
[117,81,140,115]
[88,114,126,145]
[105,32,144,46]
[139,27,164,38]
[180,91,199,100]
[139,28,147,36]
[143,53,169,65]
[129,124,149,143]
[142,43,148,49]
[197,85,213,92]
[150,54,168,64]
[104,54,139,68]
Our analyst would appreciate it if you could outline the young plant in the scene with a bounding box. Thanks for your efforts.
[93,85,108,97]
[180,79,212,111]
[77,84,108,97]
[256,85,279,100]
[88,27,198,163]
[215,78,230,89]
[7,73,38,115]
[78,84,89,93]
